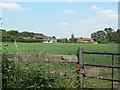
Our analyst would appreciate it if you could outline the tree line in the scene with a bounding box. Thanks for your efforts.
[58,28,120,43]
[1,29,44,43]
[91,28,120,43]
[1,27,120,43]
[1,29,57,43]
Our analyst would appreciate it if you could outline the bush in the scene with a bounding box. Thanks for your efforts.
[2,54,80,88]
[3,39,43,43]
[2,53,47,88]
[16,39,43,43]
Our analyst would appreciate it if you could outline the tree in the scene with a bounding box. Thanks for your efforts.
[57,38,68,43]
[7,30,18,36]
[2,30,11,42]
[2,29,49,43]
[52,36,56,39]
[71,33,74,39]
[104,28,114,42]
[91,30,106,43]
[91,28,118,43]
[57,39,62,43]
[18,36,23,39]
[104,28,113,33]
[117,29,120,43]
[63,38,68,43]
[69,33,77,43]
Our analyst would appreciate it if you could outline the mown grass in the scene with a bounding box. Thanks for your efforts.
[2,42,119,66]
[2,42,118,55]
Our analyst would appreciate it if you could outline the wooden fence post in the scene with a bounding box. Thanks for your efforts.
[77,47,84,89]
[112,55,114,90]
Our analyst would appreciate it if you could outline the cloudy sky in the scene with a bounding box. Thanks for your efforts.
[0,1,118,39]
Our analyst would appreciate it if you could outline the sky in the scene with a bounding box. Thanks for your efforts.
[0,1,118,39]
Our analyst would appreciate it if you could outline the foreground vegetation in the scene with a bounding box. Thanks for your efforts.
[2,43,120,88]
[2,54,119,88]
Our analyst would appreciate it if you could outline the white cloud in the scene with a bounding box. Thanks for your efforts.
[0,3,30,11]
[97,10,116,15]
[97,10,118,19]
[80,9,117,24]
[66,0,74,3]
[64,10,75,14]
[79,9,118,32]
[80,17,100,24]
[79,20,87,23]
[58,22,71,26]
[91,5,100,10]
[107,14,118,19]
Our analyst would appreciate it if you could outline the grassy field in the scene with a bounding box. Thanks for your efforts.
[2,42,119,65]
[2,42,119,54]
[2,42,120,88]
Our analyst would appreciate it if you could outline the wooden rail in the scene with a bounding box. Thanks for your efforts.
[83,51,120,55]
[84,63,120,68]
[77,47,120,90]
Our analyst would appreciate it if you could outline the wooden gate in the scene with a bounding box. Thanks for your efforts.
[77,47,120,89]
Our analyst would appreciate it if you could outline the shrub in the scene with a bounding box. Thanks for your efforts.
[2,53,47,88]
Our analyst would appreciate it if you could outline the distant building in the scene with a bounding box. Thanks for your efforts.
[33,35,57,43]
[77,37,97,44]
[24,37,31,39]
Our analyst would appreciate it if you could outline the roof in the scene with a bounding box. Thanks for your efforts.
[77,37,93,42]
[83,38,93,41]
[34,35,57,40]
[24,37,31,39]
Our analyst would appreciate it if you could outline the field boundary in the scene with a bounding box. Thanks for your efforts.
[5,53,78,62]
[76,47,120,90]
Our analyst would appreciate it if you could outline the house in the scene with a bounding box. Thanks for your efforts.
[44,38,57,43]
[24,37,31,39]
[77,37,97,44]
[33,35,57,43]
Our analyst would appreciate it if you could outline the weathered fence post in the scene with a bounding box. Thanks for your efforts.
[112,55,114,90]
[77,47,85,89]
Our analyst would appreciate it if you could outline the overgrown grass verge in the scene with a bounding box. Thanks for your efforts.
[2,54,119,88]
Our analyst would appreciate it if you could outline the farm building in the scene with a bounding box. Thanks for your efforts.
[33,35,57,43]
[77,37,97,44]
[24,37,31,39]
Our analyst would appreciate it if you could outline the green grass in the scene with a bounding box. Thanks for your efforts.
[2,42,118,55]
[2,42,119,66]
[2,42,120,88]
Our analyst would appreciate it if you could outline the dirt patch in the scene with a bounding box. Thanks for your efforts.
[85,67,99,76]
[103,68,109,72]
[85,67,110,76]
